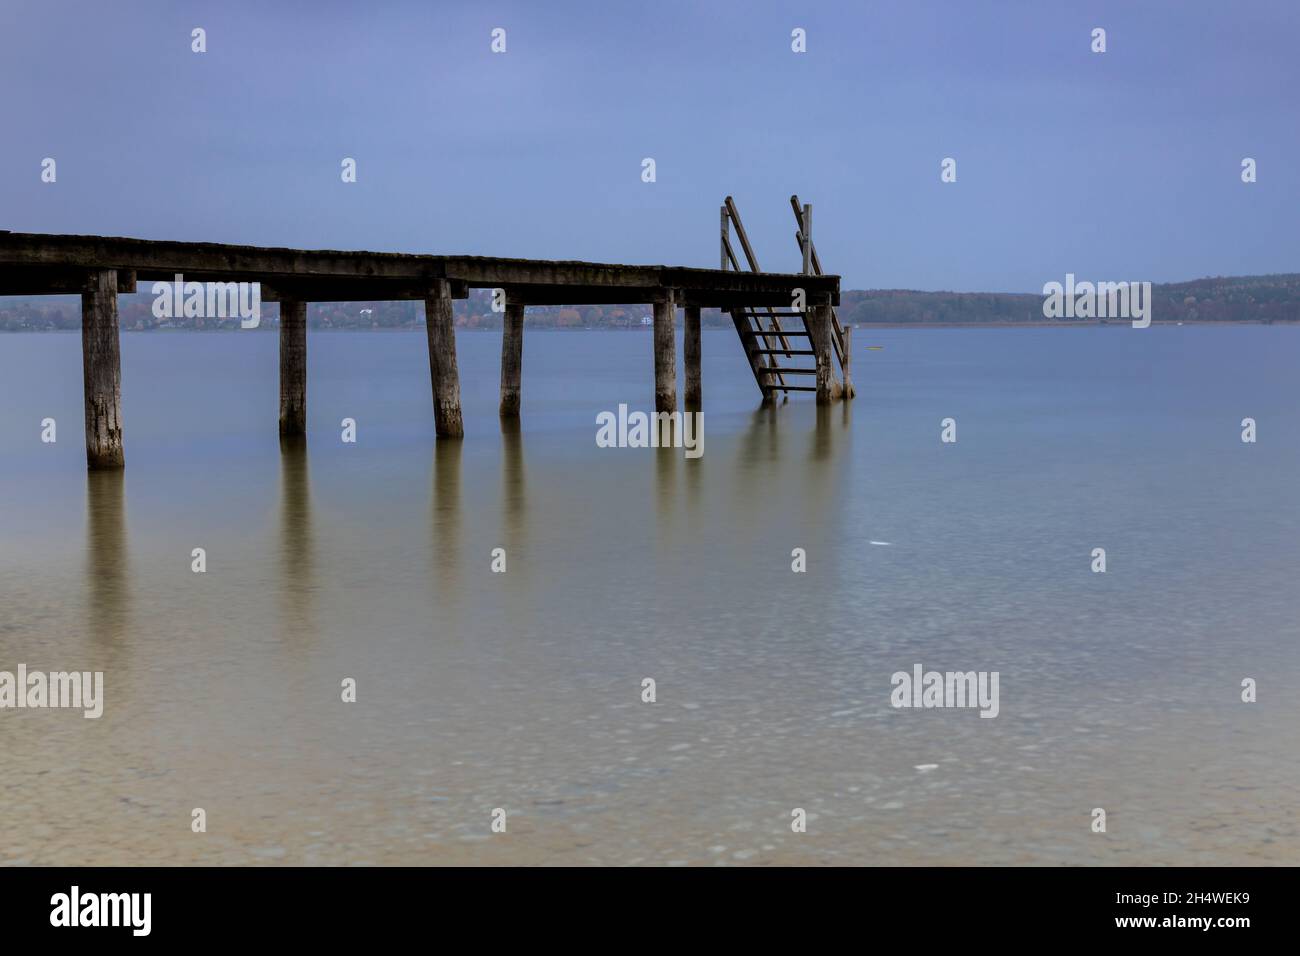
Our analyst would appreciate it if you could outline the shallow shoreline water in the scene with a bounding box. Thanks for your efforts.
[2,327,1297,865]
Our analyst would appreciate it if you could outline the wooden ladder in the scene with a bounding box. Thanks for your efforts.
[721,195,852,399]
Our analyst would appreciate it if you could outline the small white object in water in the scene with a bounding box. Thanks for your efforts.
[870,541,892,546]
[915,764,939,772]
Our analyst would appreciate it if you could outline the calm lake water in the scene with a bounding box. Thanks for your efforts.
[2,325,1298,865]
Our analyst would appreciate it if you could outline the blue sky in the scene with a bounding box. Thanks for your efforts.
[1,0,1296,290]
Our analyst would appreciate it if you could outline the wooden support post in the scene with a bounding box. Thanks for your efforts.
[279,300,307,436]
[684,305,702,410]
[653,294,677,414]
[814,301,833,406]
[499,301,524,418]
[80,269,124,469]
[841,324,853,401]
[424,279,464,438]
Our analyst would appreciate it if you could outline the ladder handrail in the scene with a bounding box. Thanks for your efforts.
[724,198,797,390]
[790,194,847,373]
[722,231,780,394]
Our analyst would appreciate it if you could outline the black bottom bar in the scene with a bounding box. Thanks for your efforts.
[0,865,1283,942]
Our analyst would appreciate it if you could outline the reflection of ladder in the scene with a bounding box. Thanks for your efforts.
[721,195,853,400]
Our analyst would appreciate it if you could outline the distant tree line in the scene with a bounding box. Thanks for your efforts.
[4,274,1299,331]
[840,274,1300,325]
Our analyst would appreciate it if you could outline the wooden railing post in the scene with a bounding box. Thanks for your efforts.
[801,203,812,275]
[720,205,730,271]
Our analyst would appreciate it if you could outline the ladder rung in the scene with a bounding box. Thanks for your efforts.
[752,348,815,355]
[764,385,817,393]
[765,367,818,375]
[742,329,809,337]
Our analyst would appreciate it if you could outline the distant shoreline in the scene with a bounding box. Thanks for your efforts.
[7,272,1300,330]
[848,319,1300,329]
[4,319,1300,333]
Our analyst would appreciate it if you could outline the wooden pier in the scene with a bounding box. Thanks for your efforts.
[0,200,846,470]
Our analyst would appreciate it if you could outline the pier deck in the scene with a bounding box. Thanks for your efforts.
[0,226,843,468]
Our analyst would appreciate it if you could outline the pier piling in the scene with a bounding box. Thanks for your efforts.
[80,269,124,469]
[424,280,464,438]
[653,294,677,414]
[684,305,701,410]
[841,324,853,401]
[279,300,307,436]
[499,301,524,418]
[813,301,833,406]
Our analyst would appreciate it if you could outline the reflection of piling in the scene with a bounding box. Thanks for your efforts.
[434,439,462,516]
[86,469,129,643]
[684,420,703,524]
[500,418,526,543]
[813,402,833,460]
[432,439,463,610]
[278,435,314,641]
[655,442,677,545]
